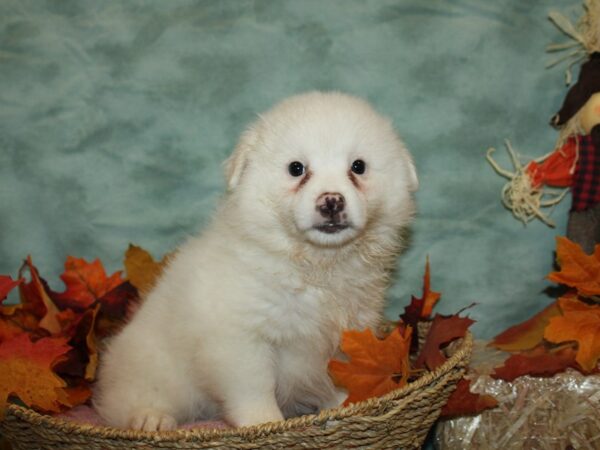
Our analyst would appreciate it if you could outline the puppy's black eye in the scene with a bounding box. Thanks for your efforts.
[288,161,305,177]
[351,159,366,175]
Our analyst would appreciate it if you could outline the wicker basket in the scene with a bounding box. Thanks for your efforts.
[1,332,472,450]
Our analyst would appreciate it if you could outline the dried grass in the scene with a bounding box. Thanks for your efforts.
[436,343,600,450]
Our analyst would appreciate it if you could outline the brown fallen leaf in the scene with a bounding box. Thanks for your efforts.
[94,281,139,339]
[491,344,580,381]
[489,301,561,352]
[415,313,474,371]
[400,258,442,326]
[54,306,100,382]
[328,325,412,406]
[400,259,441,353]
[400,258,441,328]
[124,245,170,295]
[97,281,138,319]
[78,306,99,382]
[440,378,498,418]
[18,257,62,335]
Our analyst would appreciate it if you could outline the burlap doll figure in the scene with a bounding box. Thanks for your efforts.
[487,0,600,254]
[549,54,600,253]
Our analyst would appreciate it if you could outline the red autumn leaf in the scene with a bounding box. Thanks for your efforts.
[544,296,600,372]
[53,256,125,311]
[0,318,25,342]
[547,237,600,297]
[0,334,72,416]
[491,344,579,381]
[416,313,474,371]
[400,258,441,328]
[328,325,412,406]
[489,301,561,352]
[0,254,120,417]
[1,274,38,343]
[97,281,138,318]
[0,307,39,343]
[18,257,62,335]
[440,378,498,418]
[0,304,40,342]
[72,305,99,381]
[0,276,22,302]
[55,309,79,330]
[54,305,100,381]
[94,281,139,339]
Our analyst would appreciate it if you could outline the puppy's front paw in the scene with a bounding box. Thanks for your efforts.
[128,409,177,431]
[227,400,284,427]
[321,387,348,410]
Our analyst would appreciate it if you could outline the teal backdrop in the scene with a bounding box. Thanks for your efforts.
[0,0,581,339]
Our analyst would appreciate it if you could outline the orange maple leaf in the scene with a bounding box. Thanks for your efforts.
[53,257,125,310]
[489,302,561,352]
[124,244,170,295]
[544,296,600,372]
[547,237,600,297]
[59,384,92,408]
[328,325,412,406]
[0,334,72,416]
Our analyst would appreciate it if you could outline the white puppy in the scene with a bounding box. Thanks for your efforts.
[94,91,418,431]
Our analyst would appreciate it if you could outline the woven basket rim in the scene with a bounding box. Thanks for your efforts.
[6,332,472,444]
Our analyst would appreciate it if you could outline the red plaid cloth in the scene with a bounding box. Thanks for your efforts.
[571,132,600,212]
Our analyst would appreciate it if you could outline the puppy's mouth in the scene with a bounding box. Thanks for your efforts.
[313,222,350,234]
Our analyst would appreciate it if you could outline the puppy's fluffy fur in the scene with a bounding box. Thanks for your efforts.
[94,92,418,431]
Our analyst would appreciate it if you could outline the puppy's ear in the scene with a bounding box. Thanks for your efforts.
[224,125,259,191]
[405,155,418,192]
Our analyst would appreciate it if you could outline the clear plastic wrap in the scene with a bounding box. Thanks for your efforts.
[435,341,600,450]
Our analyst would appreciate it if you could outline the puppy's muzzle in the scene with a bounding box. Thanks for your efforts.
[317,193,345,218]
[314,192,349,234]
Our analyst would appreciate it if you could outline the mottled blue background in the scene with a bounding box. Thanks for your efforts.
[0,0,580,338]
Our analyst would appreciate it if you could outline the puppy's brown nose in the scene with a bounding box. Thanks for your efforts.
[316,192,345,218]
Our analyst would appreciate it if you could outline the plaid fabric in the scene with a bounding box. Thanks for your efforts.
[571,132,600,212]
